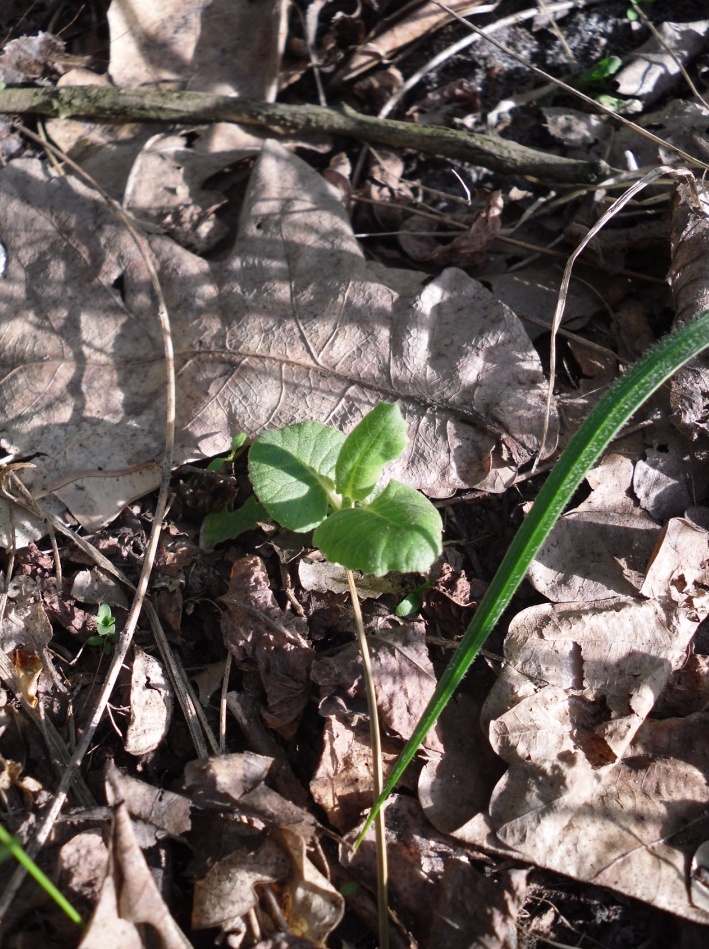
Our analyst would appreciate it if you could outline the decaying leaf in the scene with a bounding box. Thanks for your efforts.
[311,621,440,745]
[344,794,526,949]
[184,752,343,943]
[122,645,174,757]
[310,716,399,832]
[222,555,313,737]
[448,514,709,921]
[79,802,191,949]
[669,178,709,434]
[0,140,556,540]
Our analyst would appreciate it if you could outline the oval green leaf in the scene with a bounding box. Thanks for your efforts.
[335,402,408,501]
[314,480,442,576]
[248,422,344,531]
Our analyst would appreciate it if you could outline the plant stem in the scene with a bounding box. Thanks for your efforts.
[345,568,389,949]
[0,823,82,926]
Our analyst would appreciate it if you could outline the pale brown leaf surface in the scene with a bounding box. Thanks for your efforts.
[122,645,174,756]
[79,801,192,949]
[222,555,313,737]
[0,141,555,539]
[670,179,709,433]
[446,513,709,921]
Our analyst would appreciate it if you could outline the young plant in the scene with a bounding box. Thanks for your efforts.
[358,310,709,845]
[85,603,117,654]
[248,401,442,577]
[248,401,443,949]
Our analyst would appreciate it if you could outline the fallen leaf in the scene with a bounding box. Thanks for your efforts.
[122,646,174,757]
[0,141,556,537]
[615,20,709,106]
[221,555,313,737]
[669,179,709,435]
[79,802,191,949]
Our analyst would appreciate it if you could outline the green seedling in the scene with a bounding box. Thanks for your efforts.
[577,55,622,86]
[358,310,709,845]
[248,402,442,576]
[206,432,248,473]
[248,401,442,949]
[85,603,117,654]
[0,823,82,926]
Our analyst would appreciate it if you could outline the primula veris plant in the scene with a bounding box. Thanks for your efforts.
[248,402,443,576]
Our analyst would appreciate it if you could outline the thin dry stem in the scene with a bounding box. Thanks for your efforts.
[534,164,695,466]
[345,567,389,949]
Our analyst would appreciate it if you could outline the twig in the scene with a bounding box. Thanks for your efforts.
[0,85,611,183]
[345,568,389,949]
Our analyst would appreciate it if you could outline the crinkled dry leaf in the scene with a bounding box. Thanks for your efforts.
[309,716,399,832]
[105,760,191,845]
[0,141,556,538]
[669,179,709,434]
[615,20,709,106]
[123,645,174,757]
[184,752,318,840]
[222,555,312,737]
[58,830,109,909]
[277,828,345,946]
[192,835,291,931]
[344,794,523,947]
[312,621,441,746]
[79,802,191,949]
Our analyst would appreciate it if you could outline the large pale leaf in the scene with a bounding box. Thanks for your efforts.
[0,141,556,536]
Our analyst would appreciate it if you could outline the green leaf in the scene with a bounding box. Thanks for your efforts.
[248,422,345,531]
[357,309,709,847]
[314,480,442,576]
[207,432,248,472]
[336,402,408,501]
[96,604,115,637]
[395,581,432,617]
[579,55,622,83]
[200,495,269,548]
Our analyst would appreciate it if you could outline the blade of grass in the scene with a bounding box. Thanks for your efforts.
[357,309,709,847]
[0,823,82,926]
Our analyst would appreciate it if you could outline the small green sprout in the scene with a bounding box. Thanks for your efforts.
[248,402,442,576]
[85,603,117,654]
[206,432,248,473]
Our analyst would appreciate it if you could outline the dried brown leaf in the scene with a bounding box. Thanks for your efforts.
[0,141,556,540]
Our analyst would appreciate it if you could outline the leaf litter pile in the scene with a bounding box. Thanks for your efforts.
[2,0,709,946]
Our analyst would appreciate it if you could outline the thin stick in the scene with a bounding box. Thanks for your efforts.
[345,568,389,949]
[534,165,690,465]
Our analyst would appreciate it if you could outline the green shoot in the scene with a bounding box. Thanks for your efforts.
[200,495,268,548]
[85,603,116,654]
[206,432,248,473]
[248,401,443,949]
[357,310,709,846]
[248,402,443,575]
[0,823,82,926]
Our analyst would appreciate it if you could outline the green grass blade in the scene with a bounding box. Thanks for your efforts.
[357,310,709,846]
[0,823,83,926]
